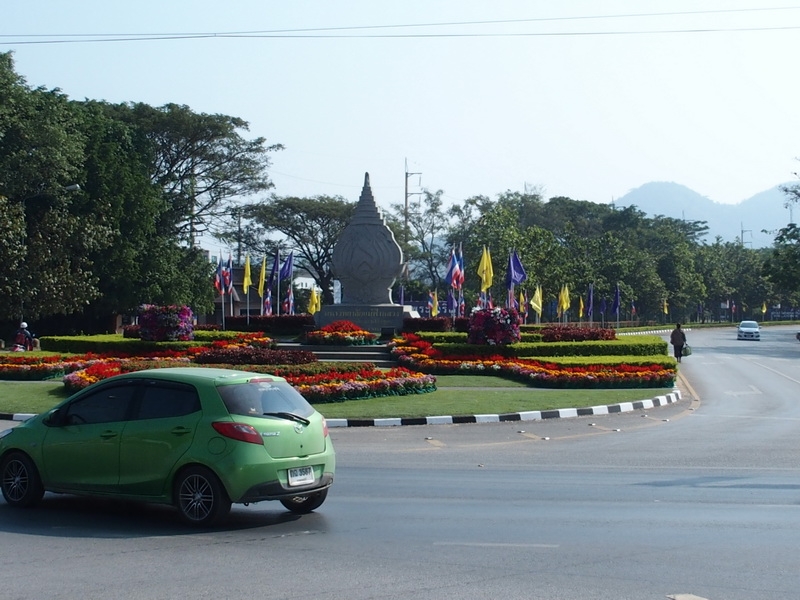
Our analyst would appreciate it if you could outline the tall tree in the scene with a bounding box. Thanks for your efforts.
[386,189,450,288]
[0,52,112,321]
[78,100,215,320]
[763,224,800,307]
[112,102,283,245]
[240,195,355,305]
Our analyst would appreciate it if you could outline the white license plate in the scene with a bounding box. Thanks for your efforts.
[288,466,315,487]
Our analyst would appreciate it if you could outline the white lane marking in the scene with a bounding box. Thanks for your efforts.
[723,385,762,397]
[434,542,559,548]
[749,359,800,385]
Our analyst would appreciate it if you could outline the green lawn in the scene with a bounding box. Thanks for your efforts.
[0,376,676,420]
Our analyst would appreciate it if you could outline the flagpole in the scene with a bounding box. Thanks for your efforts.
[221,287,226,330]
[275,250,281,316]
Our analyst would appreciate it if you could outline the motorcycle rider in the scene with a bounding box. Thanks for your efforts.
[13,322,34,351]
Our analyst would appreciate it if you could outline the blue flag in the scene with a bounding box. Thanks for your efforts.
[447,289,455,313]
[611,283,621,315]
[267,249,279,289]
[279,251,294,281]
[505,250,527,289]
[587,283,594,318]
[444,247,458,289]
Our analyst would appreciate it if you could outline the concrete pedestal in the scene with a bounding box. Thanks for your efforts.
[316,304,417,333]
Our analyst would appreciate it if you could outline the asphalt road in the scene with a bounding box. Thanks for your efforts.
[1,325,799,600]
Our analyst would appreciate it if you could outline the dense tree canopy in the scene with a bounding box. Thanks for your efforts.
[111,102,283,245]
[0,52,277,329]
[237,195,356,305]
[3,49,800,330]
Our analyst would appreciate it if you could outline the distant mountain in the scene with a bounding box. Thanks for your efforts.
[613,182,795,248]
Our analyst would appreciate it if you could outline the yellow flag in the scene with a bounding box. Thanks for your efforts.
[257,256,266,298]
[308,288,320,315]
[663,298,669,314]
[477,246,494,292]
[530,285,542,316]
[579,295,584,318]
[242,255,252,290]
[556,286,563,317]
[761,301,767,314]
[560,284,570,312]
[431,290,439,317]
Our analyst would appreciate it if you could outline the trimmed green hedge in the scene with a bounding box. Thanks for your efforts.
[39,336,202,354]
[415,331,543,343]
[432,335,667,358]
[38,330,271,354]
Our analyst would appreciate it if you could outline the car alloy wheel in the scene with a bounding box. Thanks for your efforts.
[174,466,231,527]
[1,452,44,508]
[279,489,328,514]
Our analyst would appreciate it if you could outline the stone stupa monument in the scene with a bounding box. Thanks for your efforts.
[315,172,414,332]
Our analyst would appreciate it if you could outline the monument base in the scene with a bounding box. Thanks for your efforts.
[316,304,417,333]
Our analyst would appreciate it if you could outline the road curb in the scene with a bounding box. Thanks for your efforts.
[326,389,682,428]
[2,390,683,429]
[0,412,37,422]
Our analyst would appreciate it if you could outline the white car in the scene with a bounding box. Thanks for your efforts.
[737,320,760,341]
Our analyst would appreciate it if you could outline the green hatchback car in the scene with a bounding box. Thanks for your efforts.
[0,367,335,526]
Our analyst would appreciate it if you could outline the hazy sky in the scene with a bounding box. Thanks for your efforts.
[5,1,800,214]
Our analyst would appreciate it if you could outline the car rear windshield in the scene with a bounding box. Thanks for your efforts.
[217,380,315,419]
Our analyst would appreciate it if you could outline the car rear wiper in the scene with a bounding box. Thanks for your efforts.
[262,412,310,426]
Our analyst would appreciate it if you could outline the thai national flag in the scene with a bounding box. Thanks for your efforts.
[224,254,234,294]
[214,256,224,294]
[456,243,465,289]
[264,287,273,316]
[284,287,295,315]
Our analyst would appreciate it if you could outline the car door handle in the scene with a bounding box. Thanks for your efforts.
[171,427,193,436]
[100,431,119,440]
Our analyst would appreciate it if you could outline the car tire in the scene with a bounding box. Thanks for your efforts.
[174,466,231,527]
[280,489,328,514]
[1,451,44,508]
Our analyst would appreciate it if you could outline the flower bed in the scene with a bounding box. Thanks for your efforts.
[59,357,435,401]
[138,304,194,342]
[389,333,676,388]
[468,307,521,345]
[305,320,378,345]
[1,333,436,404]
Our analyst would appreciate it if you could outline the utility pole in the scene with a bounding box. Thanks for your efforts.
[740,222,752,247]
[404,158,422,246]
[234,208,243,265]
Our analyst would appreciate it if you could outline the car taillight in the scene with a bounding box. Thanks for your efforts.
[212,421,263,445]
[322,418,329,438]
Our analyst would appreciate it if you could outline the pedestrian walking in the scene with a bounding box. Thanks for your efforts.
[670,322,687,363]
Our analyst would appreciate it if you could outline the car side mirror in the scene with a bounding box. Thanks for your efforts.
[45,408,65,427]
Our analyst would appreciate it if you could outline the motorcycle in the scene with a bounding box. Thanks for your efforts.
[11,330,35,352]
[796,332,800,342]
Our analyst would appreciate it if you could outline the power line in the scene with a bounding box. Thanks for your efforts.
[3,6,800,45]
